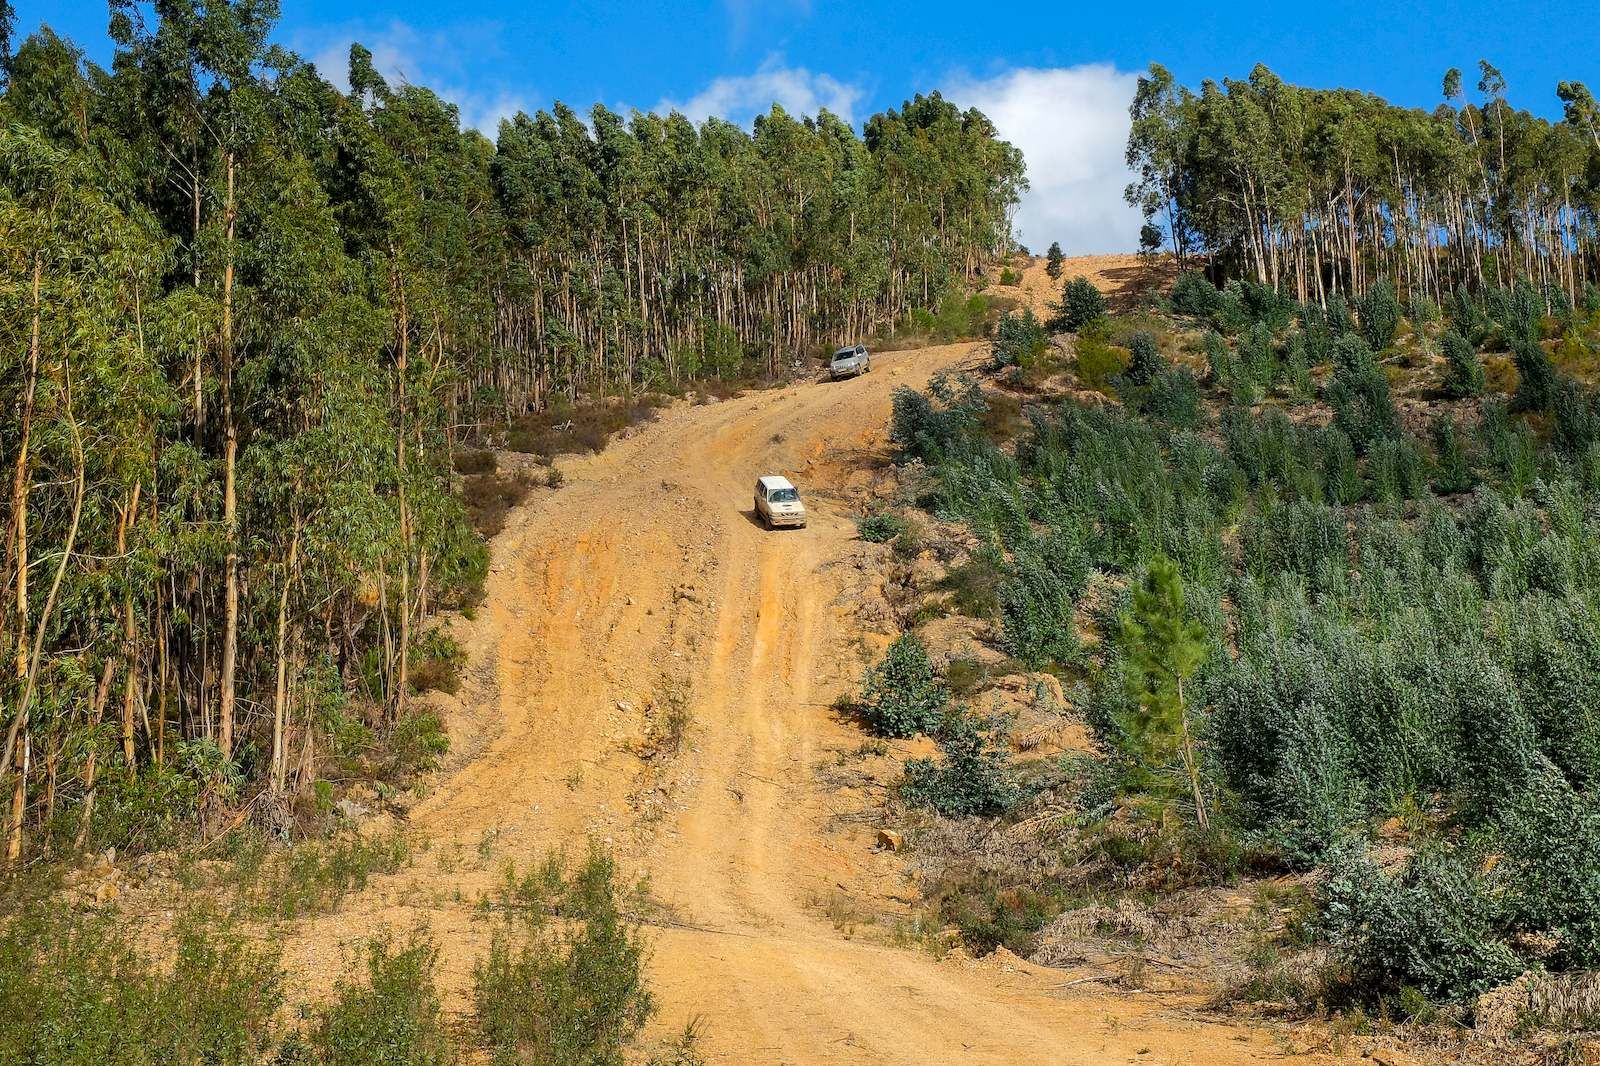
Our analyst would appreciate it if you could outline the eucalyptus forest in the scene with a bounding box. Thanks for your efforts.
[0,2,1021,865]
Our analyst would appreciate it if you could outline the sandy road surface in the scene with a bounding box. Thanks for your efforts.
[286,338,1333,1064]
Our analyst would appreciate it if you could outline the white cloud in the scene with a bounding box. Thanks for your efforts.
[657,56,863,126]
[296,21,532,137]
[947,64,1142,255]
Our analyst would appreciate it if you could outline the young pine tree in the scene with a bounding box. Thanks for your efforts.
[1117,558,1210,827]
[1045,240,1064,279]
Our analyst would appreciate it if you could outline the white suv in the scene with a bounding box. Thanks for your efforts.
[754,475,806,529]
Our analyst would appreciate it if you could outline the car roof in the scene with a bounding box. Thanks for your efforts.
[757,475,795,490]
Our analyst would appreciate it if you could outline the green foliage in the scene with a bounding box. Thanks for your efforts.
[1326,335,1399,451]
[1170,270,1220,318]
[859,633,949,738]
[890,374,986,464]
[1044,241,1064,279]
[1440,330,1485,398]
[1512,335,1559,411]
[257,831,414,921]
[1357,278,1401,351]
[999,536,1089,668]
[473,848,653,1066]
[1316,845,1521,1004]
[1122,330,1166,385]
[1430,414,1476,495]
[1116,558,1210,823]
[1074,331,1129,394]
[1051,275,1107,332]
[992,309,1049,368]
[0,906,283,1064]
[300,930,453,1066]
[857,511,910,543]
[901,709,1023,817]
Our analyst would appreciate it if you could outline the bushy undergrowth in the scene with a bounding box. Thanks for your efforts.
[857,511,910,544]
[474,849,653,1066]
[901,710,1024,817]
[289,930,454,1065]
[859,634,949,738]
[0,905,284,1065]
[894,296,1600,1011]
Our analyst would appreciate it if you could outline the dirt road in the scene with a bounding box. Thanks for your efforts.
[288,337,1331,1064]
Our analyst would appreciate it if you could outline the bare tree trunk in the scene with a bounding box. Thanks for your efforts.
[219,152,239,760]
[270,512,301,793]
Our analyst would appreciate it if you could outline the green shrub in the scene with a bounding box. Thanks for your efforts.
[901,709,1023,817]
[1358,278,1402,351]
[1512,335,1559,411]
[992,309,1048,368]
[997,266,1022,286]
[1122,331,1165,385]
[857,511,909,543]
[474,848,653,1066]
[1170,270,1220,318]
[890,375,986,464]
[260,831,414,921]
[1326,335,1399,451]
[0,907,283,1065]
[1074,335,1127,393]
[301,930,453,1065]
[999,537,1089,668]
[1440,330,1485,398]
[1051,275,1107,332]
[1316,844,1520,1004]
[860,633,949,738]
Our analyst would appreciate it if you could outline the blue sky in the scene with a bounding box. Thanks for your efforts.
[16,0,1600,252]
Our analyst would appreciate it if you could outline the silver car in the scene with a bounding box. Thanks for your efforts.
[829,344,871,379]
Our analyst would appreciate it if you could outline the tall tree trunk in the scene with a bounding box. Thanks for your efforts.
[219,152,240,760]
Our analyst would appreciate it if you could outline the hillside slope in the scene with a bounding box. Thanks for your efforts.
[280,279,1340,1064]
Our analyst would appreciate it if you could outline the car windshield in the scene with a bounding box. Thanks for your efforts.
[833,350,854,360]
[769,488,799,503]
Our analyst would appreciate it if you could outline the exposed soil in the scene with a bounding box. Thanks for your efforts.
[266,265,1351,1063]
[989,253,1180,317]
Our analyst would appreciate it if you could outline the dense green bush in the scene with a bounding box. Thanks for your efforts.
[860,633,950,738]
[0,907,284,1065]
[1440,330,1485,398]
[297,930,453,1065]
[1170,270,1221,318]
[901,709,1023,817]
[992,309,1048,368]
[1512,335,1559,411]
[999,536,1089,668]
[890,375,986,464]
[1122,331,1165,384]
[857,511,909,543]
[474,849,653,1066]
[1051,276,1107,332]
[1357,278,1402,351]
[1316,845,1521,1004]
[1326,336,1399,451]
